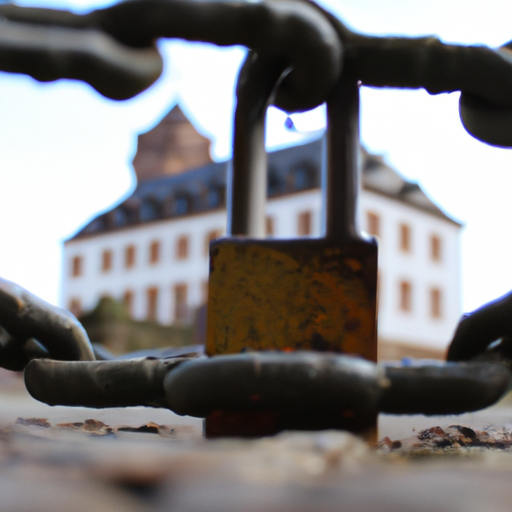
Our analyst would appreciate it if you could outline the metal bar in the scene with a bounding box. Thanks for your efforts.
[24,358,189,408]
[324,75,361,240]
[228,53,288,237]
[0,1,341,113]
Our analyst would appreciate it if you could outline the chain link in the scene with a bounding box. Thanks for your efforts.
[0,0,511,419]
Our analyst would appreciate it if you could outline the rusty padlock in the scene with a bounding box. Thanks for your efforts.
[206,58,378,436]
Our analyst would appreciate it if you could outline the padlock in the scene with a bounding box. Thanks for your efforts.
[206,58,378,436]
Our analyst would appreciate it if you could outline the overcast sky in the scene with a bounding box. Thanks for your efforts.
[1,0,512,321]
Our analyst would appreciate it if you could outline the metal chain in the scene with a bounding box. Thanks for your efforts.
[0,273,507,418]
[0,277,94,363]
[0,0,511,420]
[2,0,512,143]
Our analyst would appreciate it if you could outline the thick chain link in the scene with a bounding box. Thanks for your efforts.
[0,0,511,419]
[2,0,512,143]
[0,277,94,365]
[0,274,505,418]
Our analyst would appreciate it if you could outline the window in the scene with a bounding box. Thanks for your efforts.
[146,287,158,321]
[176,235,189,260]
[83,217,106,234]
[266,216,275,237]
[293,167,312,190]
[125,245,136,268]
[297,211,312,236]
[101,250,113,272]
[68,298,81,317]
[140,200,159,222]
[122,290,134,317]
[399,223,411,252]
[112,208,127,227]
[71,256,83,277]
[175,196,190,215]
[288,163,315,191]
[430,287,442,319]
[204,229,223,256]
[431,234,442,262]
[399,280,412,312]
[174,283,188,324]
[149,240,160,264]
[366,212,380,238]
[267,169,282,196]
[206,186,224,209]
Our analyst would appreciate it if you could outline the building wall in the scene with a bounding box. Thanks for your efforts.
[360,190,461,352]
[63,210,226,325]
[62,186,461,357]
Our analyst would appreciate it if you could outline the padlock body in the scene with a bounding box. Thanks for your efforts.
[206,237,378,361]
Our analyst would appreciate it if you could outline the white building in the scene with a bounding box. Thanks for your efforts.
[62,106,462,359]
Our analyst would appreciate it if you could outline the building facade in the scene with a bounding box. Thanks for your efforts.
[62,106,462,359]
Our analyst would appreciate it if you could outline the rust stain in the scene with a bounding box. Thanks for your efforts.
[207,238,377,362]
[344,258,363,272]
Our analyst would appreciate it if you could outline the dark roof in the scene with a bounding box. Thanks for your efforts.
[68,138,460,240]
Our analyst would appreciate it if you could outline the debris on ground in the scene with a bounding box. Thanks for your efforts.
[13,417,177,438]
[377,424,512,455]
[2,416,512,510]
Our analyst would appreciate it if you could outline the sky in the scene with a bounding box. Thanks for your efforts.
[1,0,512,316]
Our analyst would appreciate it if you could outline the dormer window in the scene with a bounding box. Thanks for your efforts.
[174,196,190,216]
[206,185,224,209]
[267,168,282,196]
[139,199,159,222]
[83,216,106,233]
[288,162,315,192]
[112,208,127,227]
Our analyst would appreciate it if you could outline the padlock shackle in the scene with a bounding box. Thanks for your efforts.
[230,62,363,240]
[228,52,289,237]
[324,75,362,240]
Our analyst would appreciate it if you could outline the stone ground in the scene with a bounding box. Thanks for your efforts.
[2,370,512,511]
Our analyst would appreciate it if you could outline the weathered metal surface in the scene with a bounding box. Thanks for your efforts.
[447,291,512,362]
[165,352,382,436]
[380,361,511,415]
[0,9,162,100]
[4,1,512,145]
[229,51,289,238]
[167,354,509,420]
[0,328,49,372]
[24,356,194,408]
[207,68,377,435]
[207,239,377,359]
[0,278,95,364]
[21,351,510,427]
[208,70,376,356]
[0,0,341,110]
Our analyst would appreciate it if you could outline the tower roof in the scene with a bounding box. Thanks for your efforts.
[132,104,213,181]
